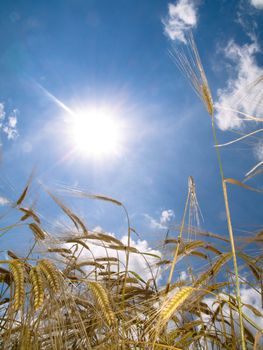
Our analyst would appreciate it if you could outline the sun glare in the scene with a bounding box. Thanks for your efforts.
[71,107,122,158]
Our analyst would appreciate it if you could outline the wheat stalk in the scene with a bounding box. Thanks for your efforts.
[172,32,247,349]
[20,326,33,350]
[165,181,190,294]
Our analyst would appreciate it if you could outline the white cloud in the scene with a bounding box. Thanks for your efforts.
[3,126,18,140]
[0,196,9,206]
[145,209,175,229]
[254,141,263,161]
[250,0,263,9]
[215,39,263,130]
[163,0,198,43]
[8,115,17,128]
[63,229,162,282]
[179,270,188,281]
[202,284,263,346]
[144,214,164,229]
[121,235,162,281]
[0,104,19,140]
[0,103,5,122]
[160,209,175,225]
[244,142,263,179]
[232,286,263,339]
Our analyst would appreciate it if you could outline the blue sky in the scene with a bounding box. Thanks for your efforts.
[0,0,262,264]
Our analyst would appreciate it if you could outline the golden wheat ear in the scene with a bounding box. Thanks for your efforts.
[15,168,36,207]
[38,259,60,293]
[28,223,46,240]
[151,287,194,345]
[88,281,116,327]
[9,260,25,311]
[170,32,214,116]
[29,266,44,310]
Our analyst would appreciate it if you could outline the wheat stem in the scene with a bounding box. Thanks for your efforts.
[211,113,246,350]
[165,188,190,294]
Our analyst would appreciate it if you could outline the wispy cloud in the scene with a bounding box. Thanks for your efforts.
[254,141,263,161]
[250,0,263,9]
[163,0,198,43]
[215,39,263,130]
[145,209,175,229]
[0,196,10,206]
[144,214,164,229]
[0,103,5,122]
[0,103,19,140]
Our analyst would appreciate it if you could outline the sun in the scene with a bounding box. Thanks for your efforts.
[70,107,122,158]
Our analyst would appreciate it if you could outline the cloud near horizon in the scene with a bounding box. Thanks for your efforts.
[163,0,198,43]
[63,226,162,283]
[203,284,263,345]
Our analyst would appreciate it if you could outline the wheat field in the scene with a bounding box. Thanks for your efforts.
[0,35,262,350]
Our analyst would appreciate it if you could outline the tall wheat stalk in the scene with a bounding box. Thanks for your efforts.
[171,32,246,349]
[211,111,246,348]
